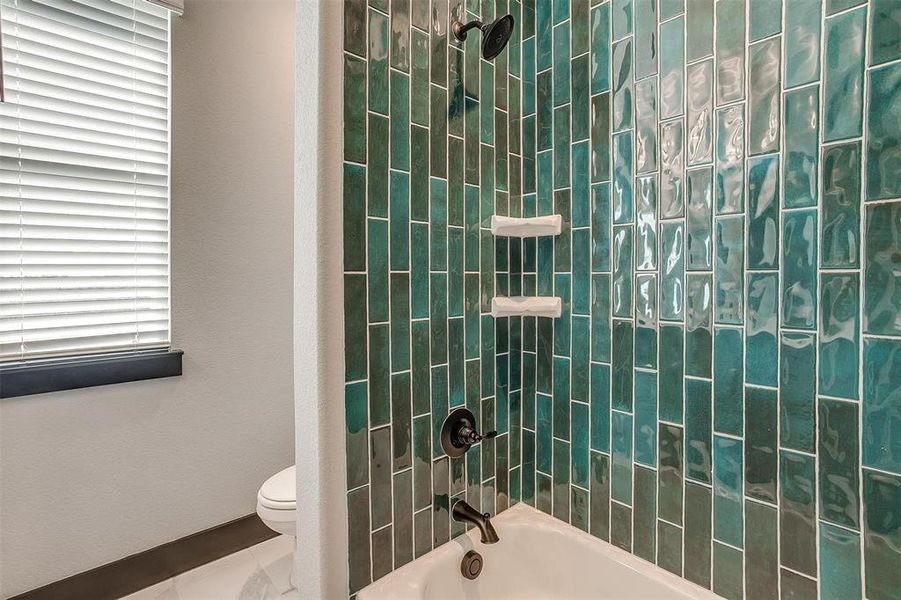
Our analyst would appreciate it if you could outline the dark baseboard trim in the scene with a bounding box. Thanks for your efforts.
[0,349,183,399]
[10,514,278,600]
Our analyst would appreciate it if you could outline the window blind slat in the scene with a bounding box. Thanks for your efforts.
[1,0,171,362]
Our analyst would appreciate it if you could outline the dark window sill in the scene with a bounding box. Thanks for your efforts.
[0,349,183,399]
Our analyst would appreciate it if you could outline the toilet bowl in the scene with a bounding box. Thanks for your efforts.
[257,465,296,536]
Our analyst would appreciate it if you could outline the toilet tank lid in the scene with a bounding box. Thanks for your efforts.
[259,465,296,504]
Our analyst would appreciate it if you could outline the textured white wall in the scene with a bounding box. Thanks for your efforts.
[0,2,295,596]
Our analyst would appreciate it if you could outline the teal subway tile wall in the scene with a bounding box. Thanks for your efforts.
[343,0,901,598]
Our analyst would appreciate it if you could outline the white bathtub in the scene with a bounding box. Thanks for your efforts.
[357,502,719,600]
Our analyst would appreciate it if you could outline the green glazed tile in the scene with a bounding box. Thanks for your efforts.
[411,321,431,415]
[713,435,743,548]
[685,274,712,377]
[863,338,901,473]
[660,0,683,19]
[537,311,552,393]
[344,54,367,163]
[784,87,819,209]
[871,0,901,66]
[657,521,683,576]
[634,370,657,467]
[712,542,743,600]
[658,423,684,524]
[555,190,572,272]
[570,485,589,532]
[785,1,822,88]
[344,0,367,57]
[746,272,779,386]
[826,0,865,15]
[536,472,552,513]
[612,225,633,316]
[659,16,684,119]
[780,451,818,577]
[390,172,410,271]
[782,209,818,330]
[819,398,861,529]
[448,230,464,317]
[821,142,861,268]
[390,70,410,170]
[864,202,901,335]
[391,373,412,471]
[612,38,634,132]
[591,274,611,362]
[713,327,743,436]
[714,0,745,105]
[390,274,411,372]
[431,367,449,459]
[537,393,552,474]
[411,126,429,221]
[659,325,684,422]
[612,0,632,40]
[553,274,572,354]
[686,167,713,270]
[553,357,571,440]
[347,487,372,593]
[686,59,713,165]
[612,319,632,410]
[633,466,657,562]
[377,529,396,582]
[553,22,571,107]
[633,0,657,79]
[572,0,590,55]
[820,522,862,600]
[413,508,432,558]
[523,38,536,115]
[573,144,591,228]
[430,275,448,367]
[573,229,591,315]
[369,9,389,114]
[591,363,611,452]
[612,133,634,223]
[714,216,744,324]
[368,114,390,218]
[464,25,480,99]
[749,0,781,41]
[780,332,817,453]
[441,37,458,130]
[745,500,779,600]
[747,154,779,269]
[536,0,552,70]
[430,87,448,178]
[819,273,860,400]
[863,469,901,600]
[748,37,781,156]
[344,164,367,272]
[685,0,713,62]
[571,402,590,487]
[538,150,553,216]
[410,30,430,125]
[660,120,685,218]
[572,55,591,142]
[481,397,496,478]
[429,178,447,270]
[611,410,633,504]
[370,425,392,528]
[715,104,745,214]
[344,274,368,381]
[591,93,612,182]
[591,183,610,272]
[590,451,611,540]
[345,381,369,489]
[636,176,658,270]
[410,223,429,319]
[611,502,633,551]
[553,438,570,521]
[464,186,479,271]
[635,77,658,175]
[480,63,494,145]
[432,457,450,546]
[660,221,684,321]
[635,274,657,368]
[866,63,901,200]
[389,0,410,72]
[367,219,389,322]
[554,105,571,188]
[824,7,866,142]
[684,481,713,589]
[745,386,778,504]
[430,0,447,85]
[481,146,496,227]
[553,0,570,24]
[685,378,712,484]
[591,4,611,93]
[465,98,480,184]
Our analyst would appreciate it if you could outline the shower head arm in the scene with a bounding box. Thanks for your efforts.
[452,19,483,42]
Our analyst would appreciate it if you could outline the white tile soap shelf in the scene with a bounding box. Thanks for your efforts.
[489,215,562,237]
[490,296,562,318]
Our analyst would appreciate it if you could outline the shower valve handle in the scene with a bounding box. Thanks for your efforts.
[440,408,497,457]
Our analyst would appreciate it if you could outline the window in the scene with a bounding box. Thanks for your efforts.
[1,0,173,363]
[1,0,182,396]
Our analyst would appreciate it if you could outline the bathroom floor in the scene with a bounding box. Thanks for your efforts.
[121,535,297,600]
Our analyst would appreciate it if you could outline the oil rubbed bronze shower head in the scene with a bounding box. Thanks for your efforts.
[452,14,514,61]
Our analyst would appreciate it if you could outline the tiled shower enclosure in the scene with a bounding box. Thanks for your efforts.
[342,0,900,599]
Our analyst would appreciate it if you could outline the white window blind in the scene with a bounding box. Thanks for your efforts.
[0,0,171,362]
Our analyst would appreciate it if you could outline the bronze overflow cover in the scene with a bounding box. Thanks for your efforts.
[460,550,483,580]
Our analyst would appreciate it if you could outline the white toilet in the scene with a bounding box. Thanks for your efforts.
[257,464,297,536]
